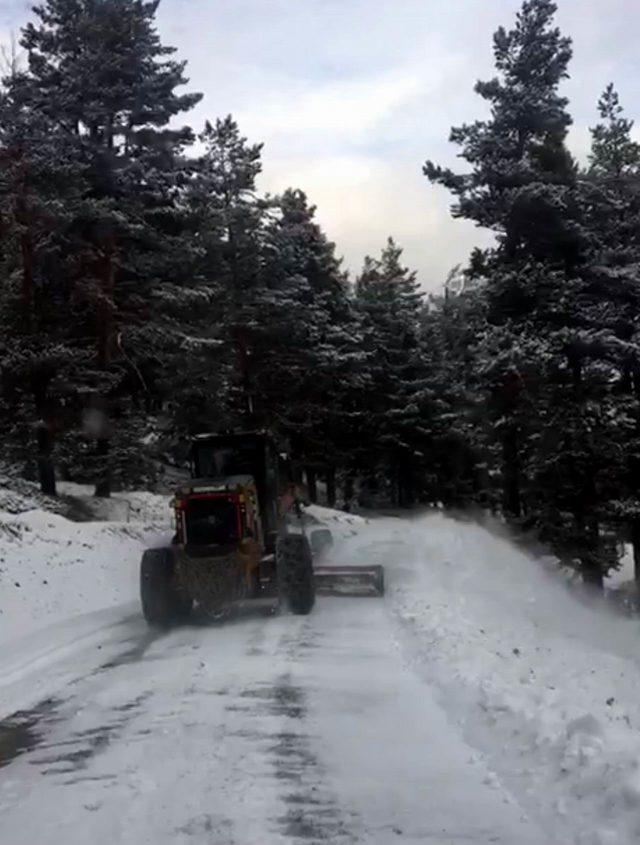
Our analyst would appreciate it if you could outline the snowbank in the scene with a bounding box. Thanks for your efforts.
[305,503,369,543]
[0,505,170,648]
[328,512,640,845]
[56,481,173,525]
[0,473,64,516]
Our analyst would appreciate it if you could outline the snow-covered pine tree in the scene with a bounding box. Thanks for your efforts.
[590,85,640,180]
[424,0,624,585]
[419,272,490,509]
[255,187,361,501]
[0,52,91,494]
[585,86,640,582]
[190,116,266,428]
[354,238,428,507]
[424,0,579,521]
[4,0,203,493]
[425,0,578,272]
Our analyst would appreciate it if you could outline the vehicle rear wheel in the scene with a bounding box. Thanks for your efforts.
[140,548,191,628]
[277,533,315,615]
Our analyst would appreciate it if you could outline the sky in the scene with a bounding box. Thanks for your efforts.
[1,0,639,291]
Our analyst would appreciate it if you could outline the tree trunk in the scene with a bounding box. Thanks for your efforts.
[326,468,336,508]
[94,438,111,498]
[577,508,603,592]
[398,459,414,509]
[14,154,34,332]
[343,470,356,512]
[35,421,56,497]
[390,464,400,508]
[632,521,640,584]
[305,467,318,504]
[501,425,521,518]
[581,563,604,591]
[97,233,116,368]
[94,234,116,497]
[19,226,34,329]
[291,459,303,485]
[32,371,56,497]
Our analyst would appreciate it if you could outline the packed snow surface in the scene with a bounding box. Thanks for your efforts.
[2,501,640,843]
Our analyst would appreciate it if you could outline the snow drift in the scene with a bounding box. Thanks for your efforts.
[0,489,171,647]
[327,511,640,845]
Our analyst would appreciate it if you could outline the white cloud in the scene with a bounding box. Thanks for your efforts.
[237,66,426,143]
[259,152,494,290]
[3,0,640,291]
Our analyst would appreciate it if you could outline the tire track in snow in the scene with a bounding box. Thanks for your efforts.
[225,621,359,843]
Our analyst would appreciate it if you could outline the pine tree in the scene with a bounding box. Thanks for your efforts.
[0,54,91,494]
[424,0,579,272]
[590,85,640,179]
[423,0,625,586]
[420,278,490,509]
[424,0,578,518]
[1,0,203,493]
[255,187,359,501]
[354,238,427,506]
[586,85,640,582]
[191,116,266,426]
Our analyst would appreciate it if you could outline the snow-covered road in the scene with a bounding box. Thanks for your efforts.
[4,504,640,844]
[0,595,544,845]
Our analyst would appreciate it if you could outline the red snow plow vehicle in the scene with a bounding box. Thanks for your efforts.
[139,431,383,627]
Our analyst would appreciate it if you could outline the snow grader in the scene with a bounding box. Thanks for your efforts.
[139,431,384,627]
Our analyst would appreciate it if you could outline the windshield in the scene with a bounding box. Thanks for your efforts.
[194,441,259,479]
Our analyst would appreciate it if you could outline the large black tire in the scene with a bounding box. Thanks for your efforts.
[277,533,315,615]
[140,548,191,628]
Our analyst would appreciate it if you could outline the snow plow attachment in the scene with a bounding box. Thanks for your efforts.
[313,564,385,597]
[308,526,384,597]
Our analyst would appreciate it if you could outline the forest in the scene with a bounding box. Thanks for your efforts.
[1,0,639,590]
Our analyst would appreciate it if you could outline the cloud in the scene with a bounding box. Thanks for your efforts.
[236,66,426,145]
[259,152,494,289]
[3,0,640,291]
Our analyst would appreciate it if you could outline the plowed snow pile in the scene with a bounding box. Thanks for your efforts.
[331,512,640,845]
[0,498,170,646]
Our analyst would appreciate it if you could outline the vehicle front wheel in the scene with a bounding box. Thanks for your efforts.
[140,548,190,628]
[277,533,315,615]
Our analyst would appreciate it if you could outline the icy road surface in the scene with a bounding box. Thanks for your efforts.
[0,605,544,844]
[4,506,640,843]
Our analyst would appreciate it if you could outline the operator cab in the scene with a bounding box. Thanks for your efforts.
[188,431,290,552]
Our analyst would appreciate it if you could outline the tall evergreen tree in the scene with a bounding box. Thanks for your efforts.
[419,276,490,509]
[424,0,624,585]
[354,238,427,506]
[425,0,578,273]
[0,50,90,493]
[589,85,640,179]
[1,0,203,493]
[192,116,266,425]
[424,0,578,516]
[255,187,359,500]
[586,85,640,581]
